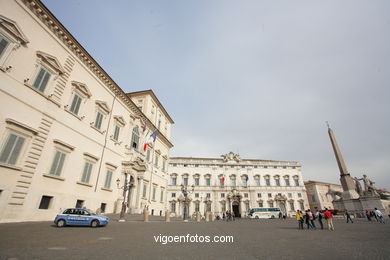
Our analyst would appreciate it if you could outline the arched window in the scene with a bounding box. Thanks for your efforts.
[293,175,299,186]
[274,175,280,186]
[284,175,290,186]
[264,175,270,186]
[131,126,140,149]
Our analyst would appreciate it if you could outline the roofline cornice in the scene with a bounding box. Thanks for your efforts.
[21,0,173,149]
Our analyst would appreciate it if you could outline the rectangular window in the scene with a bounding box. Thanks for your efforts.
[171,177,177,185]
[258,202,263,207]
[275,179,280,186]
[300,201,304,210]
[142,183,147,198]
[171,193,176,198]
[257,193,262,198]
[38,196,53,209]
[75,199,84,208]
[104,169,113,189]
[0,132,25,166]
[146,149,151,162]
[171,202,176,212]
[231,179,236,187]
[206,178,210,186]
[255,179,260,186]
[266,179,270,186]
[285,179,290,186]
[195,193,199,198]
[81,161,93,183]
[183,177,188,186]
[154,154,159,167]
[32,67,51,93]
[69,94,82,115]
[220,193,225,198]
[195,202,200,212]
[113,125,120,141]
[160,189,164,202]
[220,179,224,187]
[268,201,274,208]
[94,111,103,130]
[206,193,211,198]
[194,178,199,186]
[298,193,302,198]
[288,193,292,198]
[294,179,299,186]
[162,158,166,171]
[152,186,156,201]
[49,150,66,176]
[244,193,248,198]
[100,203,106,213]
[268,193,272,198]
[0,34,10,58]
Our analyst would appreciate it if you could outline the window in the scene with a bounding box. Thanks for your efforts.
[104,169,113,189]
[268,201,274,208]
[69,93,82,115]
[146,149,151,162]
[171,193,176,198]
[170,201,176,212]
[162,158,166,171]
[221,193,225,198]
[81,161,93,183]
[294,176,299,186]
[49,150,66,176]
[152,186,156,201]
[112,125,120,141]
[245,202,250,212]
[0,34,9,58]
[275,178,280,186]
[268,193,272,198]
[219,178,224,187]
[289,201,295,211]
[257,193,262,198]
[221,202,226,212]
[265,177,270,186]
[194,193,199,198]
[194,177,200,186]
[154,154,159,167]
[311,195,316,202]
[183,177,188,186]
[206,193,211,198]
[205,177,210,186]
[299,201,304,210]
[75,199,84,208]
[100,203,106,213]
[244,193,248,198]
[258,202,263,207]
[94,111,104,130]
[255,178,260,186]
[288,193,292,198]
[131,126,140,149]
[298,193,302,198]
[195,201,200,212]
[285,178,290,186]
[160,189,164,202]
[38,196,53,209]
[0,132,25,166]
[195,164,199,167]
[142,183,147,198]
[231,178,236,187]
[32,67,51,93]
[171,176,177,185]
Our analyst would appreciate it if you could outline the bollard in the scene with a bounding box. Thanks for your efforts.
[165,210,170,222]
[143,208,149,222]
[196,212,201,222]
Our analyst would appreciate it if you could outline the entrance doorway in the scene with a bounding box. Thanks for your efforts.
[232,203,240,218]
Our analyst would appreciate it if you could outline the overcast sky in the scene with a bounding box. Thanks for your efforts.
[42,0,390,189]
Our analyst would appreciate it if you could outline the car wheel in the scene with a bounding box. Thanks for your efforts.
[255,216,259,219]
[91,220,99,228]
[271,216,275,219]
[57,219,66,227]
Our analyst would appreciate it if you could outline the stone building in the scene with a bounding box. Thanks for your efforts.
[168,152,309,218]
[0,0,173,222]
[304,180,343,211]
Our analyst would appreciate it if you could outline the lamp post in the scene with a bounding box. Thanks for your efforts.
[116,174,132,222]
[181,184,194,221]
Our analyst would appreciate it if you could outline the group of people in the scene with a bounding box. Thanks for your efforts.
[295,208,334,231]
[365,208,386,224]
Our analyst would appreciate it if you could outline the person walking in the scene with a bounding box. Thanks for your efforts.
[374,208,385,224]
[315,209,324,229]
[308,209,316,229]
[305,210,314,229]
[324,208,334,231]
[345,210,354,223]
[371,211,378,222]
[279,212,282,219]
[365,210,371,221]
[296,210,303,229]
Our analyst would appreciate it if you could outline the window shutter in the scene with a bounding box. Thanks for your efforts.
[39,71,51,92]
[0,36,9,57]
[0,133,17,163]
[33,68,45,90]
[8,135,25,165]
[49,151,61,175]
[56,152,66,175]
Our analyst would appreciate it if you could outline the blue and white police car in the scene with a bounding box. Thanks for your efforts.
[54,208,109,228]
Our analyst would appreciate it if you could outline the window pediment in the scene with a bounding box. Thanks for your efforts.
[36,51,64,74]
[95,100,110,114]
[113,115,126,126]
[71,81,91,98]
[0,15,29,44]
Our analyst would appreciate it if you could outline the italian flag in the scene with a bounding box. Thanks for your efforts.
[143,130,158,152]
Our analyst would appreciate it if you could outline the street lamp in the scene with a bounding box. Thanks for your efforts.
[116,174,133,222]
[181,184,194,221]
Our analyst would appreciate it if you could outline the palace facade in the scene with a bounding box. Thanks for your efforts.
[0,0,173,222]
[167,152,310,218]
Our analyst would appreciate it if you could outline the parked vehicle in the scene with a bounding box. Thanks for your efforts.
[54,208,109,227]
[249,207,282,219]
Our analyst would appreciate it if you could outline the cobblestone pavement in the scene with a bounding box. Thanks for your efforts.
[0,216,389,260]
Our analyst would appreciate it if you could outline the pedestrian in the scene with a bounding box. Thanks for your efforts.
[283,214,286,220]
[371,211,378,222]
[222,212,226,220]
[374,208,385,224]
[345,210,353,223]
[324,208,334,231]
[296,210,303,229]
[365,210,371,221]
[308,209,316,229]
[305,210,314,229]
[315,209,324,229]
[279,212,282,219]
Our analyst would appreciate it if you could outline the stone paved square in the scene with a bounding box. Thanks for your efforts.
[0,216,389,260]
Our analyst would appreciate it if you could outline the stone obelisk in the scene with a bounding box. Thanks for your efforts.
[327,124,359,199]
